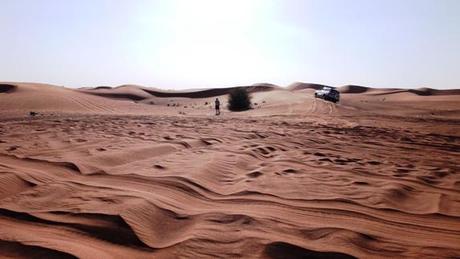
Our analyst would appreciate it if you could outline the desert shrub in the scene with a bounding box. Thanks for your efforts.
[228,88,252,111]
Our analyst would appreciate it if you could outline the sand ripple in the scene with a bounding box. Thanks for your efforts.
[0,115,459,258]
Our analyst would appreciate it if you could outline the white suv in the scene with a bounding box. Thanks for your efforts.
[314,87,340,103]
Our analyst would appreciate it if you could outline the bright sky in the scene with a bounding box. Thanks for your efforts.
[1,0,459,89]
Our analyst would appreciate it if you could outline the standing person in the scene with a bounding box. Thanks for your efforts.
[215,98,221,115]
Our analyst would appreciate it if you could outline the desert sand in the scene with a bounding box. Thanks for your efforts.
[0,82,459,258]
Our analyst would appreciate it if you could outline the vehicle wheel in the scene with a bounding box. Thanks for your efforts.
[314,93,318,98]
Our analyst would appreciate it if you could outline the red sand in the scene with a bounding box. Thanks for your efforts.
[0,82,459,258]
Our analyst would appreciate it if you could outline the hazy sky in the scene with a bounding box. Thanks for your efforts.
[1,0,459,89]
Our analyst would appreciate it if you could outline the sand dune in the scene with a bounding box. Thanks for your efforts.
[80,85,154,101]
[0,83,170,117]
[337,85,460,96]
[407,87,460,96]
[287,82,328,91]
[0,82,459,258]
[337,85,370,94]
[81,84,278,100]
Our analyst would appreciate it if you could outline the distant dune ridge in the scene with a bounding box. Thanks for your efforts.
[80,83,279,101]
[0,82,460,257]
[337,85,370,94]
[285,82,460,96]
[337,85,460,96]
[1,81,459,118]
[75,82,460,99]
[286,82,328,91]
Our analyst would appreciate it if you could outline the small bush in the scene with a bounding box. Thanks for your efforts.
[228,88,252,111]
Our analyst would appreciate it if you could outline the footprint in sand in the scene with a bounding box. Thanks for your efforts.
[417,175,440,185]
[367,160,381,165]
[313,152,326,157]
[247,171,263,178]
[153,164,166,170]
[276,169,298,176]
[6,145,20,151]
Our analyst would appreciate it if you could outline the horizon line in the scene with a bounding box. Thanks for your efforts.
[2,80,457,91]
